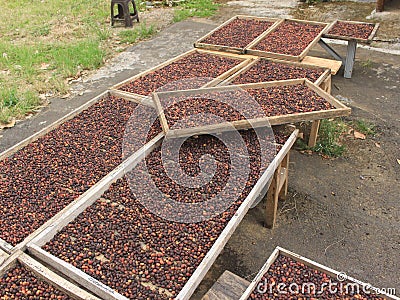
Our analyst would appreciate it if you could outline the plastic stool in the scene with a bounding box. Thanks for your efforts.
[111,0,139,27]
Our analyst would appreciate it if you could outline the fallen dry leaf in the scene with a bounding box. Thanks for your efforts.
[40,63,50,70]
[0,117,16,129]
[375,142,381,148]
[354,131,366,140]
[397,159,400,165]
[60,93,70,99]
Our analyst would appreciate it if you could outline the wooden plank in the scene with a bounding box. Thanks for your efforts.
[240,246,400,300]
[0,239,13,254]
[28,129,298,300]
[0,248,8,267]
[278,153,290,201]
[29,246,128,300]
[28,133,164,248]
[308,119,321,147]
[219,57,331,88]
[109,89,155,108]
[202,270,250,300]
[239,247,280,300]
[152,92,170,134]
[369,23,380,41]
[323,20,380,44]
[344,39,357,79]
[19,253,101,300]
[302,56,342,75]
[176,129,298,299]
[0,251,101,300]
[0,251,21,275]
[194,16,280,54]
[110,49,251,99]
[318,74,332,94]
[152,79,350,139]
[265,167,279,228]
[246,19,330,62]
[0,90,108,161]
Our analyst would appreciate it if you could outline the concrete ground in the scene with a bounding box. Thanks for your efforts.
[1,1,399,299]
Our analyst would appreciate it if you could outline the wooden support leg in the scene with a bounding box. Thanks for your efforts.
[308,120,321,148]
[318,40,344,63]
[321,75,331,94]
[279,152,290,201]
[344,40,357,79]
[265,166,280,229]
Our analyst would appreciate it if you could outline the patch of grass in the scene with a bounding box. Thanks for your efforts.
[0,0,216,126]
[48,41,105,77]
[352,119,376,136]
[312,119,347,157]
[0,88,40,124]
[360,59,373,69]
[118,23,155,44]
[173,0,218,22]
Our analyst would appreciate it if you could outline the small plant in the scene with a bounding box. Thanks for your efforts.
[2,89,19,108]
[173,0,218,22]
[360,59,373,69]
[312,119,347,157]
[352,119,376,136]
[118,23,155,44]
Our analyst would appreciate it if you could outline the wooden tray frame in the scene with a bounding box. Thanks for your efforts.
[323,20,380,44]
[246,19,330,62]
[0,90,163,254]
[152,79,350,139]
[110,49,253,101]
[0,248,8,267]
[194,15,280,54]
[240,247,399,300]
[0,251,101,300]
[26,129,299,300]
[219,57,331,90]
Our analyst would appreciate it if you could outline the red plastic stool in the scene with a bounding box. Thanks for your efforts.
[111,0,139,27]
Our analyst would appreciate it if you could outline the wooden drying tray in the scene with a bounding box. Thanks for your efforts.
[110,49,253,101]
[240,247,399,300]
[323,20,380,43]
[0,90,162,254]
[246,19,330,62]
[219,57,331,89]
[152,79,350,139]
[0,251,100,300]
[194,15,280,54]
[27,129,299,300]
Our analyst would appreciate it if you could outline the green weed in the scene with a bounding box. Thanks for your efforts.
[352,119,376,136]
[173,0,218,22]
[118,23,155,44]
[312,119,347,157]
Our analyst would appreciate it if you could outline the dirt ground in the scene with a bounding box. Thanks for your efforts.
[0,0,399,299]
